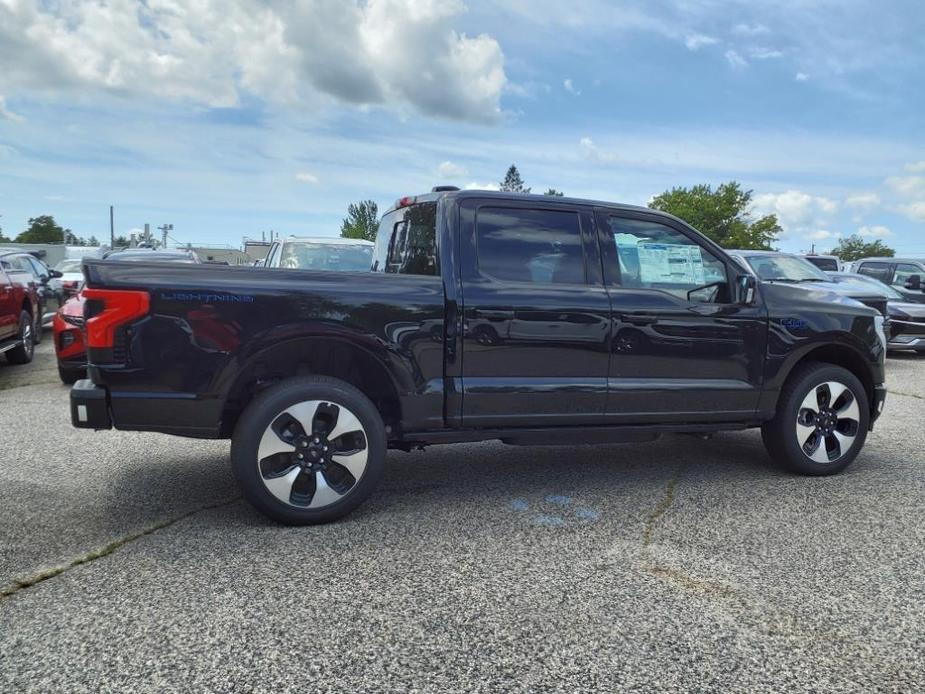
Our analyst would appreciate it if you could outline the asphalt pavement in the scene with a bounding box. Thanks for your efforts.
[1,341,924,693]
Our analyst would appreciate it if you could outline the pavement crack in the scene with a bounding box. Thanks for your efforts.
[889,389,924,400]
[0,496,241,601]
[641,462,684,547]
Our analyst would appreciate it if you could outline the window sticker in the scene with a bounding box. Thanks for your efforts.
[637,243,706,284]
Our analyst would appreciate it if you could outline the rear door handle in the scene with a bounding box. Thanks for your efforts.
[619,313,658,325]
[473,309,514,319]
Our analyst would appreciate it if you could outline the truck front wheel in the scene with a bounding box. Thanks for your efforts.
[761,363,870,476]
[231,376,387,525]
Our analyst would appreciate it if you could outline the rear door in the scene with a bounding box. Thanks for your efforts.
[458,199,611,426]
[0,267,17,339]
[595,209,766,422]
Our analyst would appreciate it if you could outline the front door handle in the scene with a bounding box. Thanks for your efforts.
[473,309,514,320]
[619,313,658,326]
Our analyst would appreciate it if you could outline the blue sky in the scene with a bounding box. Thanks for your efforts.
[1,0,923,254]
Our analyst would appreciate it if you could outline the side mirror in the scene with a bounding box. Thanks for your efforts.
[736,274,757,305]
[48,269,63,279]
[904,274,922,291]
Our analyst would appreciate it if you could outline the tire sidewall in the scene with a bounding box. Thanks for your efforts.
[231,377,387,525]
[771,364,870,475]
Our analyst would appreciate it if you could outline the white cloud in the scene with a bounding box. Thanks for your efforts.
[753,190,837,231]
[684,34,718,51]
[0,95,23,122]
[0,0,507,124]
[806,229,836,241]
[464,181,500,191]
[295,171,319,184]
[885,175,925,198]
[748,48,783,60]
[732,23,770,36]
[905,160,925,173]
[563,78,580,95]
[858,225,892,238]
[845,192,880,209]
[724,50,748,70]
[437,160,468,178]
[795,72,810,81]
[579,136,616,164]
[899,202,925,222]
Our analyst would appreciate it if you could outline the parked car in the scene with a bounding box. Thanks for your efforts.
[0,261,41,365]
[728,250,890,318]
[52,249,203,384]
[0,249,62,336]
[52,258,86,297]
[71,189,887,525]
[803,254,843,272]
[263,237,374,271]
[102,248,201,263]
[852,257,925,304]
[828,272,925,353]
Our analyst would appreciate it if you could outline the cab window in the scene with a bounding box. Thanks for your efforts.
[601,216,729,303]
[894,263,923,287]
[857,262,892,283]
[372,202,438,276]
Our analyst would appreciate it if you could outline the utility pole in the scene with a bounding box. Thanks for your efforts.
[157,223,173,249]
[109,205,114,248]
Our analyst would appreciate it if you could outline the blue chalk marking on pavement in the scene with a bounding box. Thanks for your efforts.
[575,507,600,521]
[532,514,566,527]
[545,495,572,506]
[511,499,529,511]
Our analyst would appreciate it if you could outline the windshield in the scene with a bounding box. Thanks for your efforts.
[743,255,831,283]
[55,259,83,272]
[279,242,373,271]
[110,253,196,263]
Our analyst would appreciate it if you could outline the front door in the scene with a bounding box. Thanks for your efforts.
[0,268,17,340]
[595,209,767,423]
[458,200,611,427]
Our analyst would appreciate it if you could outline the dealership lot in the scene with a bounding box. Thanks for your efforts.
[1,343,924,692]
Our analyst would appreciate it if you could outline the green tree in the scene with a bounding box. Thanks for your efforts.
[15,215,72,244]
[544,188,564,197]
[648,182,780,250]
[113,235,130,248]
[0,220,10,243]
[340,200,379,242]
[827,234,895,261]
[87,235,100,246]
[500,165,530,193]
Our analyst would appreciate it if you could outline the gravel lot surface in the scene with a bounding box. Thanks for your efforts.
[1,341,924,693]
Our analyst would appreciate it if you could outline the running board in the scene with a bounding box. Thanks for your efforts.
[0,339,23,355]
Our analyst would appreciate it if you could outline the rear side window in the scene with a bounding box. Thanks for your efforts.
[475,207,585,284]
[894,263,924,287]
[805,256,838,271]
[857,262,892,282]
[372,203,438,276]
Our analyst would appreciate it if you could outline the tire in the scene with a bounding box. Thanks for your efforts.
[762,362,870,476]
[58,363,86,384]
[32,312,43,345]
[6,311,35,364]
[231,376,387,525]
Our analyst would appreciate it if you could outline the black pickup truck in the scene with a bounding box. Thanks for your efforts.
[71,189,887,524]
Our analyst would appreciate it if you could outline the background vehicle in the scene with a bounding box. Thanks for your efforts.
[853,257,925,304]
[53,249,203,384]
[729,250,889,318]
[263,237,374,271]
[804,254,843,272]
[0,249,62,336]
[52,258,86,297]
[71,190,886,525]
[0,263,40,365]
[828,272,925,353]
[102,248,201,263]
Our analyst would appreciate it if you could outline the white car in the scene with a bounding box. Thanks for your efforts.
[51,258,86,296]
[263,237,374,272]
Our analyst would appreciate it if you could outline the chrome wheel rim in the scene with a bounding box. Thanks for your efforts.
[257,400,368,509]
[22,319,33,356]
[795,381,860,464]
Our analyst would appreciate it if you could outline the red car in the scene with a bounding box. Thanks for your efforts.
[0,261,41,366]
[53,291,87,383]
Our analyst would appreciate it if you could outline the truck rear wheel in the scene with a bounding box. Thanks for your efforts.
[231,376,387,525]
[761,363,869,476]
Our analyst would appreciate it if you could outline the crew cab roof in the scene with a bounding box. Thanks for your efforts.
[385,189,656,218]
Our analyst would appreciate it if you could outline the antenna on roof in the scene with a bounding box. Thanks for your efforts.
[431,186,460,193]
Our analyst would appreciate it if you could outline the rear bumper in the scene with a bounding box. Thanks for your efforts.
[70,379,112,430]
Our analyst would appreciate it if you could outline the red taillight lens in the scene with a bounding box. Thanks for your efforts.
[82,288,150,349]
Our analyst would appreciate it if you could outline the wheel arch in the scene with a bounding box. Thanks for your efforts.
[778,342,876,416]
[218,335,405,438]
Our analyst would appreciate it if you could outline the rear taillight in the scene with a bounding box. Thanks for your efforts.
[82,288,150,349]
